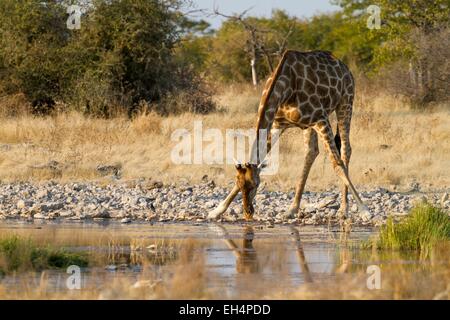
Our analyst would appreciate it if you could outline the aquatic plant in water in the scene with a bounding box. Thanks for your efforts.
[370,203,450,258]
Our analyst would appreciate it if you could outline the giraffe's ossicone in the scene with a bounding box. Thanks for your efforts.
[208,50,370,222]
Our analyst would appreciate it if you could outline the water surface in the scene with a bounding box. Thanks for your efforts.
[0,221,446,299]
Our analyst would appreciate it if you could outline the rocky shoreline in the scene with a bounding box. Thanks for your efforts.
[0,180,448,226]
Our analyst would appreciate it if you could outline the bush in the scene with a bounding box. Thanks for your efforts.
[375,28,450,107]
[0,0,68,112]
[0,0,214,116]
[152,71,217,115]
[372,204,450,258]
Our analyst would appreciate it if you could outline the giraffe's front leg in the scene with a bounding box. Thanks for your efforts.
[207,184,239,220]
[284,129,319,219]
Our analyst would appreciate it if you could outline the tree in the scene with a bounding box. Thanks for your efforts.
[211,8,294,87]
[0,0,68,112]
[335,0,450,104]
[184,9,382,85]
[0,0,212,115]
[68,0,183,112]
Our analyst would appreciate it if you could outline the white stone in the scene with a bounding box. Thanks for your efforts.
[120,217,131,223]
[17,200,26,209]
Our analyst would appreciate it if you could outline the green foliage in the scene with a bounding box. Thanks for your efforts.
[336,0,447,64]
[371,204,450,258]
[0,235,88,274]
[175,3,448,106]
[178,9,384,83]
[206,20,254,83]
[336,0,449,104]
[0,0,215,115]
[0,0,68,110]
[1,1,447,112]
[69,0,181,109]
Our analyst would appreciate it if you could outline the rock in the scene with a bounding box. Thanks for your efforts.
[33,213,46,219]
[441,193,448,206]
[409,182,420,191]
[96,164,121,178]
[93,210,111,219]
[0,180,445,226]
[39,202,64,212]
[105,265,117,271]
[161,202,171,210]
[317,195,338,209]
[87,203,97,211]
[150,181,163,189]
[36,190,48,199]
[372,215,385,227]
[204,201,216,209]
[17,200,26,209]
[413,195,427,205]
[59,211,74,218]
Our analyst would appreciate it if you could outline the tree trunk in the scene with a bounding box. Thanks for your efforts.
[409,61,416,88]
[251,58,257,88]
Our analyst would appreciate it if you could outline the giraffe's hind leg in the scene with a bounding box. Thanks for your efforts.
[314,120,370,217]
[285,128,319,219]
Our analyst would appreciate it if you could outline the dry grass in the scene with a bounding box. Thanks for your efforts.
[0,86,449,191]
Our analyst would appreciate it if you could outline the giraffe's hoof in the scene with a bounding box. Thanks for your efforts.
[359,205,372,222]
[281,207,298,220]
[338,214,353,231]
[337,207,348,220]
[207,206,226,220]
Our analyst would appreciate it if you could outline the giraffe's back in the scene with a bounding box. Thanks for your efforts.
[273,50,354,129]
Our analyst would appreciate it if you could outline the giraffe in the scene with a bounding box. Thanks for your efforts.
[208,49,370,221]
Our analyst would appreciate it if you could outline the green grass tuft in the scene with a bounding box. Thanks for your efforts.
[0,235,88,274]
[373,203,450,257]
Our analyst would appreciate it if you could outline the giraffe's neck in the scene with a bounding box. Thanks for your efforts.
[251,100,277,164]
[251,51,291,164]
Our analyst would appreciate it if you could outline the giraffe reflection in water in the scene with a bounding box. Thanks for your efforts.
[218,225,260,274]
[211,224,353,284]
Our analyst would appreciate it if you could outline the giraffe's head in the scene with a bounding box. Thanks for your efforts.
[235,162,265,220]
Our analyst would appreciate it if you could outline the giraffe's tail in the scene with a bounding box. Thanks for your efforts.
[334,126,341,156]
